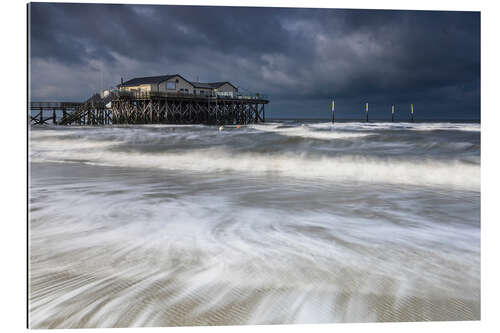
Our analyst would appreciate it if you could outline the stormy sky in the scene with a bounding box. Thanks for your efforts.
[29,2,480,119]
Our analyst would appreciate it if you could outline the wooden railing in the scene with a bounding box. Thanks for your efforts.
[30,101,83,109]
[116,90,268,101]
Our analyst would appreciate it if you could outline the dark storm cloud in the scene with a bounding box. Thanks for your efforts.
[30,4,295,65]
[29,3,480,119]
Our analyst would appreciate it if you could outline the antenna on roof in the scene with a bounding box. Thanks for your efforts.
[121,77,123,85]
[197,75,199,82]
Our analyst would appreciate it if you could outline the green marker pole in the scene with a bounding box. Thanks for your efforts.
[411,104,414,122]
[331,99,335,123]
[392,105,395,122]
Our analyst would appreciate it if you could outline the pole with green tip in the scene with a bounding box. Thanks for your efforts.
[331,99,335,123]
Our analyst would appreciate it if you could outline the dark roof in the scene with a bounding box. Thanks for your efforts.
[190,82,214,89]
[119,74,178,87]
[190,81,237,89]
[118,75,237,90]
[209,82,236,89]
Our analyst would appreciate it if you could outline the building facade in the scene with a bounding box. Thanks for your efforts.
[118,74,239,97]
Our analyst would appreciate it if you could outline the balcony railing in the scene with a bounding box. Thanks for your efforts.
[30,101,83,108]
[116,90,268,101]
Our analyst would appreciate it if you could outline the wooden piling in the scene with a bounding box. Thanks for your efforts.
[30,92,268,126]
[365,103,369,122]
[115,93,267,125]
[392,105,394,122]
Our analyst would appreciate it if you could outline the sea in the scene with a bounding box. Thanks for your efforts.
[28,119,480,328]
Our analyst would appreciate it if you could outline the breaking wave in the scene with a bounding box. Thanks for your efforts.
[30,139,479,190]
[306,121,480,132]
[249,123,373,140]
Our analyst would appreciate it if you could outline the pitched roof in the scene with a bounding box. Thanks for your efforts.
[209,82,234,88]
[190,81,237,89]
[119,74,178,87]
[118,75,237,90]
[190,82,214,89]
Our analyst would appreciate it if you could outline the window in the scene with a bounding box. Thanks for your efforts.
[200,90,204,95]
[166,82,176,90]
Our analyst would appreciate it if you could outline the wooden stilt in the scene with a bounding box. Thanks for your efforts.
[31,93,269,126]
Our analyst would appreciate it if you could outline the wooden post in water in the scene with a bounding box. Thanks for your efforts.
[331,99,335,123]
[52,108,56,124]
[411,103,414,122]
[215,96,219,125]
[392,105,395,122]
[365,103,369,122]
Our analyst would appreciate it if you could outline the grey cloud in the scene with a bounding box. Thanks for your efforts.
[29,3,480,119]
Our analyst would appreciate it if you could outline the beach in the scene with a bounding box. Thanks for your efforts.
[28,120,480,327]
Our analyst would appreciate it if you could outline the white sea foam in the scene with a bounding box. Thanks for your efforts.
[250,123,373,140]
[307,121,480,132]
[28,123,480,327]
[29,179,480,327]
[30,139,480,190]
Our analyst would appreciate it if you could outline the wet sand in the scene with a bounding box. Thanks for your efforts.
[29,122,480,327]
